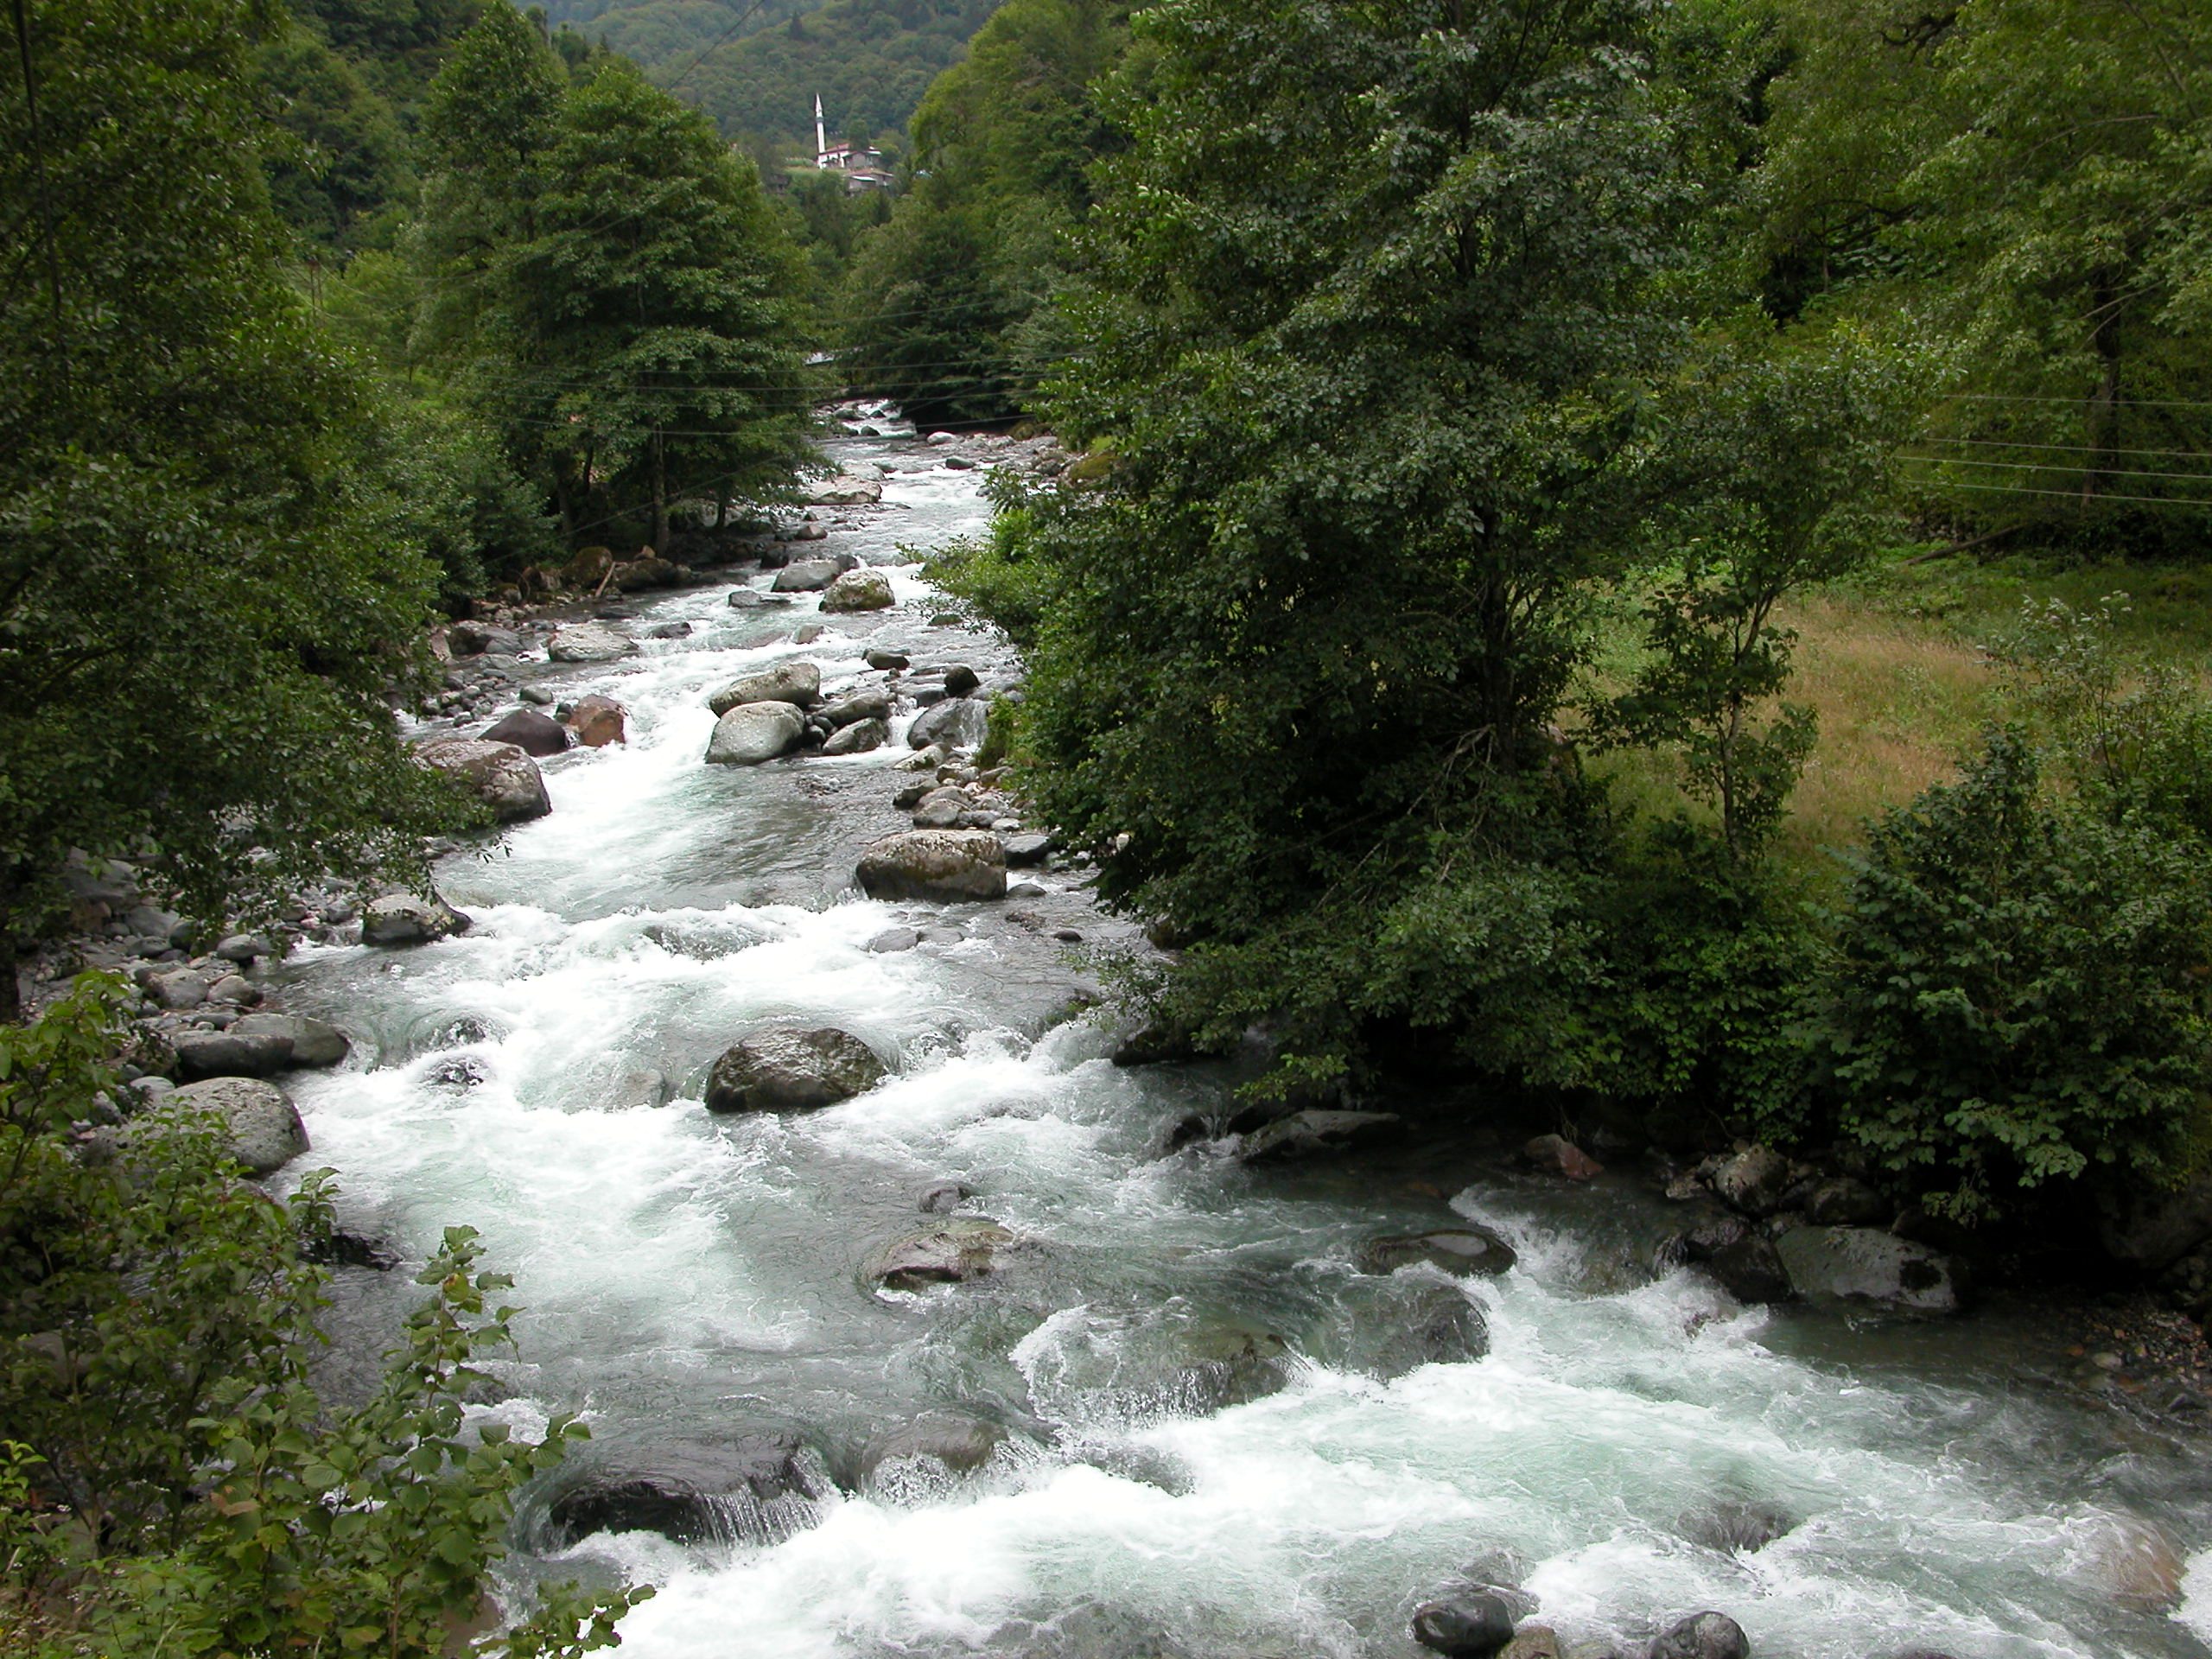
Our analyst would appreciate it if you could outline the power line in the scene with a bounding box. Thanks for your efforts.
[1936,480,2212,508]
[1945,391,2212,412]
[1914,435,2212,462]
[1901,454,2212,484]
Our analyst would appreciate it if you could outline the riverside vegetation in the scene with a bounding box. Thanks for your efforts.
[6,0,2212,1649]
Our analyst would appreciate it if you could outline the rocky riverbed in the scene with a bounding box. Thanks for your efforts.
[42,417,2212,1659]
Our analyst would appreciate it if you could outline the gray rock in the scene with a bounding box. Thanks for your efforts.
[709,662,821,715]
[213,933,268,964]
[1006,880,1047,899]
[1776,1224,1964,1314]
[360,892,471,947]
[823,688,893,728]
[861,1411,1006,1478]
[231,1013,350,1068]
[702,1027,886,1113]
[520,684,556,705]
[544,1433,832,1548]
[865,648,910,671]
[613,1070,671,1109]
[791,622,824,644]
[1002,832,1053,867]
[820,717,887,756]
[448,620,524,656]
[206,974,257,1007]
[864,1217,1018,1290]
[911,785,973,829]
[1648,1612,1750,1659]
[907,696,988,751]
[941,665,980,696]
[1712,1146,1794,1217]
[822,569,894,612]
[166,1077,309,1176]
[805,475,883,505]
[867,927,919,953]
[146,969,207,1010]
[2101,1170,2212,1270]
[1411,1592,1516,1657]
[1803,1176,1887,1227]
[174,1029,292,1079]
[1238,1109,1403,1163]
[771,558,841,592]
[705,702,804,766]
[918,1181,974,1213]
[855,830,1007,902]
[1680,1499,1795,1554]
[1679,1212,1793,1303]
[415,737,551,822]
[547,623,634,662]
[482,708,571,757]
[1358,1226,1516,1278]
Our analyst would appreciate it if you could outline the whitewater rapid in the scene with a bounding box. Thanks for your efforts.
[270,430,2212,1659]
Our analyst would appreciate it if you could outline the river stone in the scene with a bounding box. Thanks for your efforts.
[918,1181,974,1213]
[864,1217,1017,1289]
[861,1411,1006,1479]
[805,475,883,505]
[166,1077,309,1176]
[360,891,471,946]
[1522,1133,1604,1180]
[1237,1109,1403,1163]
[415,737,551,822]
[855,830,1007,902]
[448,620,524,656]
[912,785,973,829]
[564,695,627,747]
[821,717,887,756]
[705,702,804,766]
[174,1029,292,1080]
[867,927,918,953]
[1498,1630,1562,1659]
[702,1027,886,1113]
[772,558,841,592]
[1411,1592,1516,1657]
[481,708,570,757]
[1712,1145,1794,1217]
[231,1012,350,1067]
[865,648,909,671]
[1775,1224,1964,1314]
[1003,831,1053,867]
[822,569,894,612]
[547,623,634,662]
[1678,1211,1792,1304]
[1648,1612,1750,1659]
[906,696,988,751]
[544,1433,831,1548]
[1358,1226,1516,1277]
[709,661,820,715]
[822,688,893,728]
[146,968,207,1010]
[2100,1169,2212,1269]
[1803,1176,1887,1226]
[1680,1497,1795,1554]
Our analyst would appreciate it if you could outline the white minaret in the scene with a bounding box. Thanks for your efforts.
[815,95,827,165]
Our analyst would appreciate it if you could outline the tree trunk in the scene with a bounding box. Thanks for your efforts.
[0,861,25,1024]
[2082,286,2122,505]
[652,431,669,556]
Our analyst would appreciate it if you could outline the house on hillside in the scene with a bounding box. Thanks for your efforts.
[814,96,893,191]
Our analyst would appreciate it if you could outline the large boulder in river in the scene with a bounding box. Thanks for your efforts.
[547,622,633,662]
[360,891,470,946]
[165,1077,309,1176]
[1775,1224,1965,1314]
[543,1433,831,1548]
[1711,1145,1795,1217]
[821,717,887,756]
[174,1028,292,1081]
[1410,1592,1516,1657]
[563,694,626,747]
[805,475,883,506]
[906,696,989,752]
[703,1027,886,1113]
[855,830,1007,902]
[1648,1612,1751,1659]
[1358,1226,1516,1278]
[705,702,803,766]
[415,737,550,822]
[1678,1211,1792,1304]
[1237,1109,1402,1163]
[864,1217,1018,1290]
[822,569,893,612]
[231,1012,349,1068]
[823,688,893,728]
[481,708,570,757]
[772,558,842,592]
[709,661,819,715]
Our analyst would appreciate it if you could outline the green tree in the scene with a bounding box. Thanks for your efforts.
[0,0,464,1020]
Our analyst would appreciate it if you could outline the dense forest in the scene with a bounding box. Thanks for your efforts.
[6,0,2212,1647]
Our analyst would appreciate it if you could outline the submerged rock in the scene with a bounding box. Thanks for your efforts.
[703,1027,886,1114]
[863,1216,1017,1289]
[1679,1498,1795,1554]
[544,1432,832,1548]
[855,830,1007,902]
[1358,1226,1516,1278]
[416,737,551,822]
[1237,1109,1402,1163]
[1775,1224,1965,1314]
[861,1410,1006,1479]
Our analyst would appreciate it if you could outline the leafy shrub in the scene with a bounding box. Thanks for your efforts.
[1811,731,2212,1219]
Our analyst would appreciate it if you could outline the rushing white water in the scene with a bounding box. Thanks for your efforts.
[271,430,2212,1659]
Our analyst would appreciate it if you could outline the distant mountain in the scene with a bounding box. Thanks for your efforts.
[547,0,1004,153]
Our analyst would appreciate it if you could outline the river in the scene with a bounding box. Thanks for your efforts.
[269,427,2212,1659]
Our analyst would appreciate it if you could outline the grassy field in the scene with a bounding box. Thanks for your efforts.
[1581,545,2212,878]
